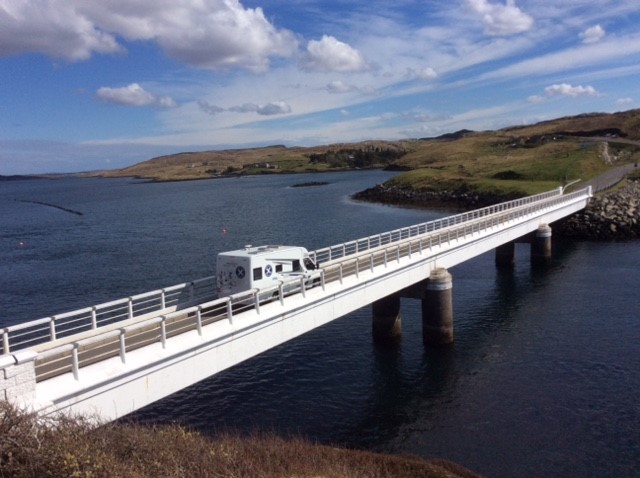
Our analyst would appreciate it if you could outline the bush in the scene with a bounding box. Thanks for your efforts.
[0,401,480,478]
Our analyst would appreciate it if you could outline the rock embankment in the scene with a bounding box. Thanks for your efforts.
[353,183,521,210]
[556,180,640,240]
[353,181,640,241]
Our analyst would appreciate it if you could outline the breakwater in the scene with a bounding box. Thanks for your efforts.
[353,181,640,240]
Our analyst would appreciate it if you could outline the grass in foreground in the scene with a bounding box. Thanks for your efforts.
[0,401,480,478]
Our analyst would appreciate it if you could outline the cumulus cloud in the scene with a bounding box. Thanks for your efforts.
[579,25,605,44]
[616,97,634,105]
[96,83,177,108]
[466,0,533,36]
[198,101,225,115]
[199,100,291,116]
[303,35,368,72]
[405,67,438,80]
[326,80,356,94]
[529,83,598,102]
[544,83,597,97]
[0,0,298,71]
[0,0,120,61]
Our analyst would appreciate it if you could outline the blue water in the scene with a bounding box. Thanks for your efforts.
[1,171,638,477]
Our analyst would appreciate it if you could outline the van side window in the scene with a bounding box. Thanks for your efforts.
[275,264,283,273]
[292,259,301,272]
[253,267,262,281]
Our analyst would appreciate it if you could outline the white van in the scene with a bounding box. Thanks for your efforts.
[216,245,318,298]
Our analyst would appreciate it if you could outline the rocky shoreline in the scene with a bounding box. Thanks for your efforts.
[555,181,640,240]
[353,181,640,241]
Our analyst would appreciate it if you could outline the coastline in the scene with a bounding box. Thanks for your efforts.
[353,180,640,241]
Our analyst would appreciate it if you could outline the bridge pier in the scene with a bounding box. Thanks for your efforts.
[372,293,402,344]
[495,241,515,268]
[422,268,454,347]
[531,224,552,264]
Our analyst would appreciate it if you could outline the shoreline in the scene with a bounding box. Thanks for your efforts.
[353,180,640,241]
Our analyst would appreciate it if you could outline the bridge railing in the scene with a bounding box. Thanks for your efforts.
[28,187,591,383]
[1,276,216,355]
[309,187,563,265]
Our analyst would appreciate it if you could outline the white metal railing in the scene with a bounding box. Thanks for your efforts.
[26,187,591,383]
[1,276,216,355]
[309,187,564,265]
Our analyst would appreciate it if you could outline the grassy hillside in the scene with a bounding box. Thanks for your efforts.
[96,109,640,196]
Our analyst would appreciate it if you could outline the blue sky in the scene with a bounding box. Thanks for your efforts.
[1,0,639,175]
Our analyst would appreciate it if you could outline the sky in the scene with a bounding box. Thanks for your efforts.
[0,0,639,175]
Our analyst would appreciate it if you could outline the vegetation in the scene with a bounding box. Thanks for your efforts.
[0,401,480,478]
[91,109,640,199]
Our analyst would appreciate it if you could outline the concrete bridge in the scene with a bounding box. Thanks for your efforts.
[1,186,591,421]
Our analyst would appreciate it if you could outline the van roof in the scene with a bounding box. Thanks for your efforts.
[218,245,304,258]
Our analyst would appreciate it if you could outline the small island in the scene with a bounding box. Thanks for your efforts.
[290,181,329,188]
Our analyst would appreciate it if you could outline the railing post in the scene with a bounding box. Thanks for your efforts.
[254,290,261,314]
[384,250,388,267]
[72,343,80,380]
[119,329,126,363]
[91,307,98,329]
[2,329,9,354]
[160,317,167,348]
[339,263,344,284]
[396,245,400,263]
[128,298,134,319]
[226,298,233,325]
[161,289,166,309]
[49,317,56,341]
[196,306,203,335]
[279,282,285,305]
[321,270,326,291]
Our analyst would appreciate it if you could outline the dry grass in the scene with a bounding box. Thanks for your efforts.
[0,401,481,478]
[91,109,640,197]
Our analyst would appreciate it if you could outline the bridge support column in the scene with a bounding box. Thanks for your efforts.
[372,294,402,344]
[531,224,552,265]
[422,268,454,347]
[495,241,515,268]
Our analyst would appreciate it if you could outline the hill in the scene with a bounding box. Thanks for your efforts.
[95,109,640,192]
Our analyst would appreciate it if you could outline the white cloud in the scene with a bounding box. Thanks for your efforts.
[96,83,177,108]
[0,0,298,71]
[527,83,598,103]
[0,0,120,61]
[326,80,355,94]
[405,67,438,80]
[303,35,368,72]
[544,83,597,97]
[580,24,605,44]
[616,97,633,105]
[198,100,291,116]
[466,0,533,36]
[256,101,292,116]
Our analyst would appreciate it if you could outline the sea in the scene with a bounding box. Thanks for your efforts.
[1,170,638,477]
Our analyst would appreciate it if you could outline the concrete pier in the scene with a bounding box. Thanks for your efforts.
[422,268,454,346]
[372,294,402,344]
[495,241,515,268]
[531,224,552,264]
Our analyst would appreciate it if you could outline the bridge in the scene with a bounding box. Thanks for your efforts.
[1,186,591,421]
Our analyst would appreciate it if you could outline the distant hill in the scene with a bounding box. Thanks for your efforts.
[93,109,640,182]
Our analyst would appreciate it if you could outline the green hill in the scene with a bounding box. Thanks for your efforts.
[96,109,640,195]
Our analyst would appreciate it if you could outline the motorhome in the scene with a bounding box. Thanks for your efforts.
[216,245,317,297]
